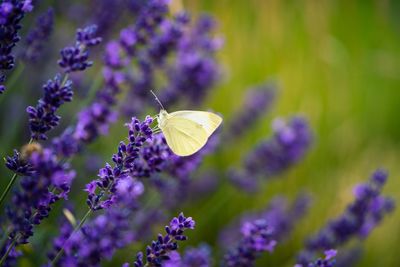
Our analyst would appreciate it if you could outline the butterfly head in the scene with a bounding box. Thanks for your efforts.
[157,109,169,128]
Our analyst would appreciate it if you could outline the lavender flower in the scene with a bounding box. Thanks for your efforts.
[69,0,168,144]
[1,148,75,260]
[159,14,222,107]
[151,132,221,208]
[230,116,312,192]
[228,82,276,139]
[222,219,277,267]
[0,240,21,267]
[58,25,101,73]
[23,8,54,62]
[26,74,73,140]
[295,250,337,267]
[85,116,153,210]
[0,0,33,93]
[220,194,311,248]
[124,212,195,267]
[26,25,101,140]
[164,244,213,267]
[5,149,34,176]
[297,170,394,265]
[47,208,136,266]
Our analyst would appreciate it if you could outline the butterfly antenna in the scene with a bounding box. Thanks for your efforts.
[150,90,165,110]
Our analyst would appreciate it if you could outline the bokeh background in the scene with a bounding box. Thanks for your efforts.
[1,0,400,266]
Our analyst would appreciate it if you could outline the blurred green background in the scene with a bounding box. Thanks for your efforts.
[184,1,400,266]
[1,0,400,266]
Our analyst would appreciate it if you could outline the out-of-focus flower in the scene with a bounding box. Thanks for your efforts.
[296,170,394,265]
[164,244,213,267]
[222,219,277,267]
[3,149,75,251]
[0,0,33,93]
[23,8,54,62]
[230,116,312,192]
[47,208,135,266]
[227,82,276,139]
[295,250,337,267]
[159,14,221,108]
[220,194,311,248]
[124,212,195,267]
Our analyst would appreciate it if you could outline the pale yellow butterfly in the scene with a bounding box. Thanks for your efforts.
[151,91,222,157]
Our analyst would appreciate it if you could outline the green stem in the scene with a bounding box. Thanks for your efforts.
[0,173,17,209]
[0,138,33,209]
[0,238,17,266]
[50,209,93,266]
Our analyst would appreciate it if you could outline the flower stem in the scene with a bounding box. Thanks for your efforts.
[50,208,93,266]
[0,173,17,209]
[0,138,33,209]
[0,238,17,266]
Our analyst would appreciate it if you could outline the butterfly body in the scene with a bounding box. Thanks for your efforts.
[157,109,222,156]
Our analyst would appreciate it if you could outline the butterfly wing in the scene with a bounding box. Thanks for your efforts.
[168,110,222,135]
[161,116,209,156]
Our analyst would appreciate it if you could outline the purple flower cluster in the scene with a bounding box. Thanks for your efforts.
[26,75,73,140]
[71,0,168,145]
[85,117,153,210]
[150,132,220,208]
[222,219,277,267]
[0,0,33,94]
[58,25,102,72]
[295,250,337,267]
[5,149,34,176]
[23,8,54,62]
[230,116,312,192]
[164,244,213,267]
[124,212,195,267]
[297,170,394,265]
[26,25,101,140]
[47,208,136,266]
[228,82,276,139]
[220,194,311,248]
[158,14,222,107]
[3,149,75,249]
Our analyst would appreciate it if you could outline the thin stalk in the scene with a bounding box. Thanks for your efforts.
[0,138,33,208]
[50,208,93,266]
[0,238,17,266]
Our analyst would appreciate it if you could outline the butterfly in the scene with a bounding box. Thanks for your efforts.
[151,91,222,157]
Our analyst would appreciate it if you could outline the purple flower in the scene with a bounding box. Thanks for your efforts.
[85,116,154,210]
[23,8,54,62]
[230,116,312,192]
[222,219,277,267]
[164,244,213,267]
[159,14,221,107]
[58,25,102,73]
[125,213,195,267]
[228,82,276,139]
[220,194,311,249]
[0,240,21,267]
[295,250,337,267]
[5,149,34,176]
[47,208,135,266]
[3,149,75,249]
[297,170,394,265]
[0,0,33,93]
[26,74,73,140]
